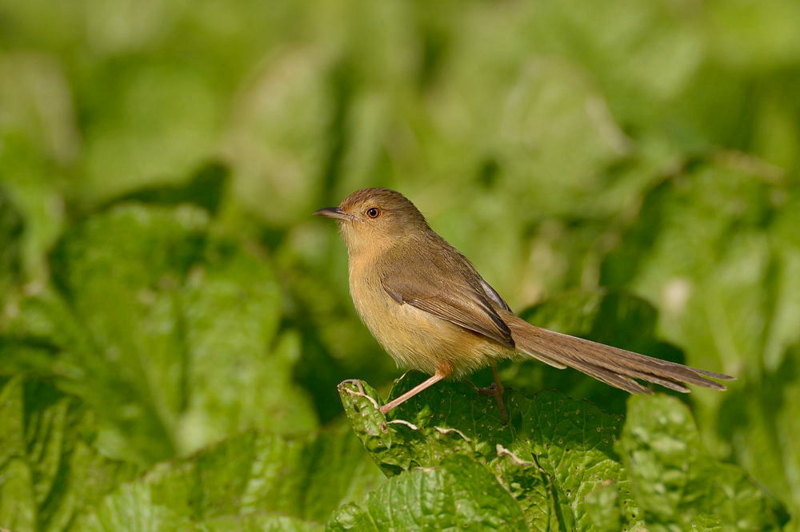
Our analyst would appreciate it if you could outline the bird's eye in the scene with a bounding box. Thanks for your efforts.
[366,207,381,219]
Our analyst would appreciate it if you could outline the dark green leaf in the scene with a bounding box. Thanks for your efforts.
[0,186,24,299]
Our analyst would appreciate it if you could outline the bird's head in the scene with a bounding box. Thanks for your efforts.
[314,188,429,256]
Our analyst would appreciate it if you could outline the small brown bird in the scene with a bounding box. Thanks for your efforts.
[315,188,732,416]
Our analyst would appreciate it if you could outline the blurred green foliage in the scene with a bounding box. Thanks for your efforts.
[1,0,799,530]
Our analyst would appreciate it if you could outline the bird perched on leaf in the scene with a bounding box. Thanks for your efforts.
[315,188,732,417]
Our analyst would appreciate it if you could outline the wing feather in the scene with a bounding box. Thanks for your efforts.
[380,238,514,348]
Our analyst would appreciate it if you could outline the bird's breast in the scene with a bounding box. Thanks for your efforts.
[347,257,505,377]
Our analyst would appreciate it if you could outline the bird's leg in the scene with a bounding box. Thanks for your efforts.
[490,362,509,423]
[471,362,508,423]
[380,371,447,414]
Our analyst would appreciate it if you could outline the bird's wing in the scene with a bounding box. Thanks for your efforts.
[380,241,515,348]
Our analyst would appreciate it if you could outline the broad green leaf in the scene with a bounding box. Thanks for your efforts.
[4,204,315,466]
[74,426,384,532]
[339,376,784,531]
[716,347,800,529]
[619,394,785,531]
[178,241,317,452]
[582,479,623,532]
[0,377,138,532]
[601,161,800,515]
[44,204,210,464]
[200,514,321,532]
[327,455,527,531]
[602,163,784,375]
[338,377,640,531]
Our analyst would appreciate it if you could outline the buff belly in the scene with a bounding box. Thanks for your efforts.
[350,275,509,378]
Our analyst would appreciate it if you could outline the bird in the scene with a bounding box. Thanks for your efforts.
[314,188,732,416]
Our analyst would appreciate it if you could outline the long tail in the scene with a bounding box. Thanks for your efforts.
[503,312,733,394]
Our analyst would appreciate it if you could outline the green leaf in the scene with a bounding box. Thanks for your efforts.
[327,456,527,531]
[45,204,210,464]
[0,377,139,532]
[201,514,322,532]
[716,347,799,530]
[74,426,384,532]
[600,162,800,517]
[4,204,315,466]
[338,377,639,531]
[0,186,24,300]
[338,377,784,531]
[582,479,622,532]
[618,394,785,531]
[179,240,317,452]
[601,163,782,375]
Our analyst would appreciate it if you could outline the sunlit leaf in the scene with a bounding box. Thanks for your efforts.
[74,427,383,532]
[338,377,784,531]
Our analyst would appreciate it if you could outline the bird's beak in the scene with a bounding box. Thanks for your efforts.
[313,207,353,221]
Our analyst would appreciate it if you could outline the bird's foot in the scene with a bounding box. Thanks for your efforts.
[341,379,367,395]
[468,381,509,424]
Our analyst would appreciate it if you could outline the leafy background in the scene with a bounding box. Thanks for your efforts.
[1,0,799,530]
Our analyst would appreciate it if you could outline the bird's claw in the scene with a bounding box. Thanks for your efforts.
[467,380,509,423]
[341,379,367,395]
[474,382,503,396]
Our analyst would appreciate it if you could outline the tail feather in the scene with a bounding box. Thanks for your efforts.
[503,313,733,394]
